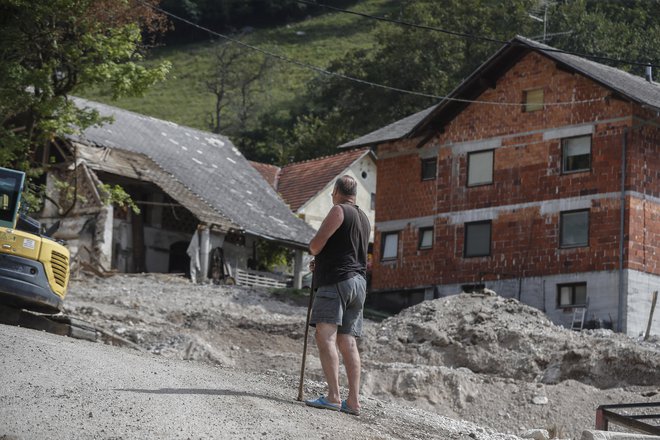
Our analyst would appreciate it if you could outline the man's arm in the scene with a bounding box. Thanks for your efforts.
[309,205,344,256]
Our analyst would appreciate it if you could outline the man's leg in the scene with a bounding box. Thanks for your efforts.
[315,322,341,405]
[337,333,361,410]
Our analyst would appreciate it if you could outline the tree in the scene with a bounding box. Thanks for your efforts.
[280,0,660,162]
[0,0,171,173]
[206,41,270,136]
[548,0,660,77]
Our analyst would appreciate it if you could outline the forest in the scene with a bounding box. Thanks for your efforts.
[2,0,660,174]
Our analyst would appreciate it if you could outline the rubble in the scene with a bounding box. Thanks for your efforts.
[360,293,660,388]
[63,275,660,440]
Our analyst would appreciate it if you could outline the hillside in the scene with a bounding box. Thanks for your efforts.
[78,0,398,132]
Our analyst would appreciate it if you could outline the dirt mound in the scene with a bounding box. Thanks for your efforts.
[63,276,660,439]
[361,293,660,389]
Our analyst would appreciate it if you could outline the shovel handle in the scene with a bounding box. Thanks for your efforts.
[296,270,316,401]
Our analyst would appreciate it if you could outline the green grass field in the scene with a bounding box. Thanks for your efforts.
[79,0,398,131]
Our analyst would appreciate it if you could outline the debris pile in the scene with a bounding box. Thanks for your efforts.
[63,275,660,439]
[361,293,660,389]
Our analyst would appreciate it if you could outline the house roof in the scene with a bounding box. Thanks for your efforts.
[74,142,236,230]
[338,106,436,149]
[255,148,371,212]
[340,36,660,149]
[68,97,315,248]
[248,161,280,190]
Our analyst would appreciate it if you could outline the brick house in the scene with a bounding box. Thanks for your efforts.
[340,36,660,336]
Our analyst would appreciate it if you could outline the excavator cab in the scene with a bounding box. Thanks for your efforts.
[0,167,70,313]
[0,168,23,229]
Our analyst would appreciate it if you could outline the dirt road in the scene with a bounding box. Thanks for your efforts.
[2,274,658,439]
[0,323,519,440]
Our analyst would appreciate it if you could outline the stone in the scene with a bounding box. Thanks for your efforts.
[532,395,549,405]
[520,428,549,440]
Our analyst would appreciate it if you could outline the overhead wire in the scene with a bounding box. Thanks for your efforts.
[138,0,607,107]
[295,0,660,69]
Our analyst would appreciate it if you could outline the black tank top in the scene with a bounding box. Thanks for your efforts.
[315,203,371,287]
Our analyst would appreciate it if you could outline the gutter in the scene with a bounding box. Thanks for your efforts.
[244,229,310,252]
[617,128,628,332]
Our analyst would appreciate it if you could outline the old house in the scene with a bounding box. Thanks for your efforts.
[250,148,377,237]
[340,36,660,336]
[37,97,315,287]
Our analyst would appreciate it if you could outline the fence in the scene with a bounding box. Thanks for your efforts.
[234,268,290,288]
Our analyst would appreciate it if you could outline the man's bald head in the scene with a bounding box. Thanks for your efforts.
[335,175,357,197]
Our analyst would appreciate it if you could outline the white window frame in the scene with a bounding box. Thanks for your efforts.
[562,135,592,173]
[467,150,494,187]
[418,227,434,250]
[381,231,399,261]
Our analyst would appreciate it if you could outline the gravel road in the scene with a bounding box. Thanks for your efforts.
[3,273,658,439]
[0,323,520,440]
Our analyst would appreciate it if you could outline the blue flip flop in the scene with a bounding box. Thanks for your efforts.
[340,400,361,416]
[304,395,341,411]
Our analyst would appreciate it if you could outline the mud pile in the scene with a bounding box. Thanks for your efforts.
[361,293,660,389]
[64,276,660,439]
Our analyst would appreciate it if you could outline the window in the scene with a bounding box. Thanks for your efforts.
[524,88,544,112]
[381,231,399,260]
[418,227,434,249]
[560,209,589,248]
[557,283,587,307]
[467,150,493,186]
[0,174,21,226]
[421,158,437,180]
[370,193,376,211]
[464,221,491,257]
[562,135,591,173]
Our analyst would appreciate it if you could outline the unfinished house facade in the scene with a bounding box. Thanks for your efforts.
[37,97,314,287]
[341,37,660,336]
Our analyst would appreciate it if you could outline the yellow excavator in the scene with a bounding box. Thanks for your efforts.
[0,167,70,313]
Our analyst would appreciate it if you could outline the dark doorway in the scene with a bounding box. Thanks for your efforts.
[169,241,190,277]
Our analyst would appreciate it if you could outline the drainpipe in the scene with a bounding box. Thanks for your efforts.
[617,128,628,333]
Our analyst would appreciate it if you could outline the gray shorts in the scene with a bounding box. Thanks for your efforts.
[310,275,367,337]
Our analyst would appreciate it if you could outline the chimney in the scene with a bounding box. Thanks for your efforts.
[646,64,653,83]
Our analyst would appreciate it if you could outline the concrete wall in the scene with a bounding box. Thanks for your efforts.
[112,219,191,273]
[431,271,620,329]
[369,269,660,337]
[625,269,660,336]
[39,171,114,271]
[222,235,255,276]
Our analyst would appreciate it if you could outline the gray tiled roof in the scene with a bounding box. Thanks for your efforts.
[339,36,660,149]
[69,97,315,248]
[338,106,436,149]
[516,36,660,110]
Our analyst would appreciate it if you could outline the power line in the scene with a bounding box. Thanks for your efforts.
[137,0,605,107]
[295,0,506,45]
[296,0,660,69]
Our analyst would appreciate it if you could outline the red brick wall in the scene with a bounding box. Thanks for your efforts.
[372,51,660,291]
[375,138,437,222]
[627,111,660,275]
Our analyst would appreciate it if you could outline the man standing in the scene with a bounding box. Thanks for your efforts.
[305,175,370,416]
